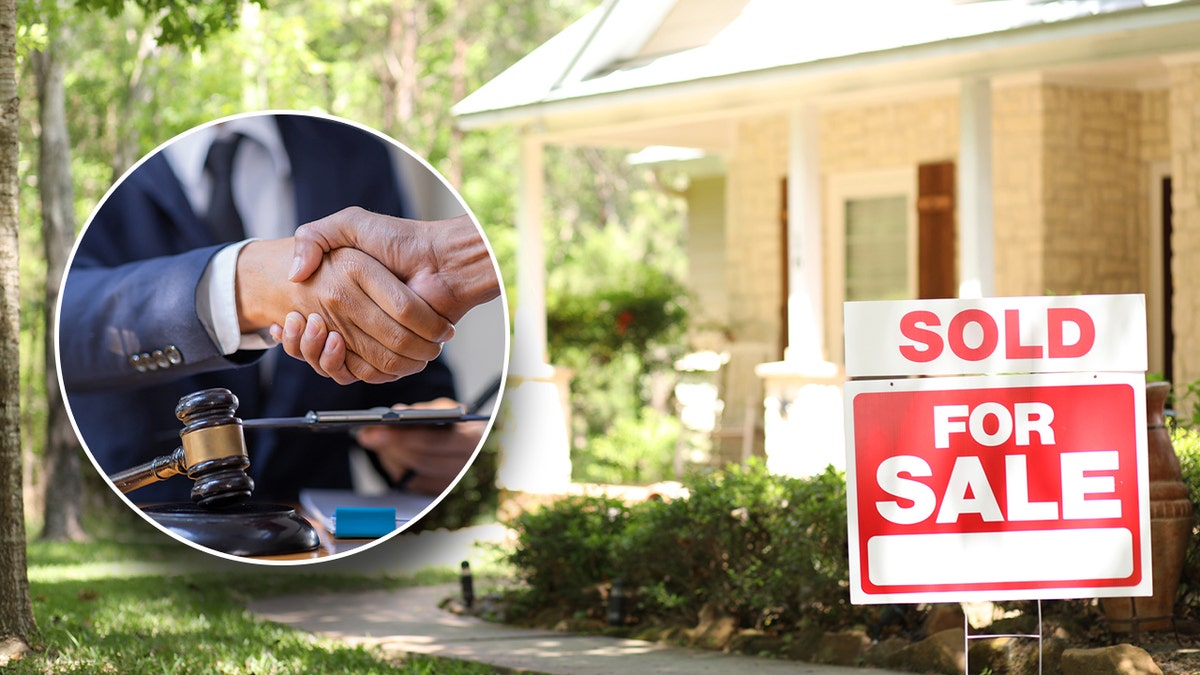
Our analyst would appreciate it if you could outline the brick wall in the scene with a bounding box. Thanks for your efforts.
[720,115,789,439]
[820,97,959,353]
[993,84,1047,296]
[1041,84,1146,295]
[726,114,788,352]
[721,82,1182,397]
[821,96,958,173]
[1170,62,1200,389]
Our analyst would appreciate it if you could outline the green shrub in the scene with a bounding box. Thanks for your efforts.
[504,460,866,633]
[573,407,680,485]
[1173,427,1200,615]
[505,494,631,614]
[617,461,860,630]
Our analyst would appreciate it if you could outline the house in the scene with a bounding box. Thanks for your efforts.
[455,0,1200,488]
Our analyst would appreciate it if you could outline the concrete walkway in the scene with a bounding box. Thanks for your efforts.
[247,584,913,675]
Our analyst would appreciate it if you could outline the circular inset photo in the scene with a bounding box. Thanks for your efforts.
[56,111,508,564]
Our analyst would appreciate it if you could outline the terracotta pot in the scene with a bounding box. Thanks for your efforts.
[1101,381,1194,633]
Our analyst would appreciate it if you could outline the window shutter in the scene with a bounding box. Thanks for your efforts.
[917,161,957,299]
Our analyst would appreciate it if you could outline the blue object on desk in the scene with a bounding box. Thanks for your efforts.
[332,507,398,538]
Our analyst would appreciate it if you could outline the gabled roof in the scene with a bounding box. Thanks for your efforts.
[454,0,1200,130]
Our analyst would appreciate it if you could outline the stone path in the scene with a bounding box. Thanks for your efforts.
[248,584,914,675]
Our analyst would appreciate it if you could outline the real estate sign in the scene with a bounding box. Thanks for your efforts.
[843,294,1151,604]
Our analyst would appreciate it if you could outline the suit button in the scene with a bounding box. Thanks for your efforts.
[152,349,170,369]
[164,345,183,365]
[129,353,148,372]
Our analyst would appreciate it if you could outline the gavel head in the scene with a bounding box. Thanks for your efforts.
[176,388,254,508]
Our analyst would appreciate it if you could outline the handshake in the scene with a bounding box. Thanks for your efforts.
[235,207,501,385]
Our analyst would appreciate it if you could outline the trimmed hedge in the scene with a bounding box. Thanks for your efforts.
[503,460,870,632]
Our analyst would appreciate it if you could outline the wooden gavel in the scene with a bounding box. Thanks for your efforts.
[109,388,254,508]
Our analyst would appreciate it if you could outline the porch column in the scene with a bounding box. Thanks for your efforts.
[756,105,845,478]
[958,77,995,298]
[786,104,826,364]
[494,132,572,493]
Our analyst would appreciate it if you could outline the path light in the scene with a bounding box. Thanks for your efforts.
[608,578,626,626]
[460,561,475,609]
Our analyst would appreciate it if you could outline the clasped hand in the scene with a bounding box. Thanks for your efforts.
[239,207,499,385]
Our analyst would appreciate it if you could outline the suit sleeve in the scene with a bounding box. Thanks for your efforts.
[59,245,267,392]
[59,161,264,393]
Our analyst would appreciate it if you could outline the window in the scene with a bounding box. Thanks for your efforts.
[845,195,911,302]
[825,168,917,364]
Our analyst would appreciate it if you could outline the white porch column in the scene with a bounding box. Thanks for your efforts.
[756,105,845,478]
[958,77,995,299]
[785,104,826,365]
[495,132,571,493]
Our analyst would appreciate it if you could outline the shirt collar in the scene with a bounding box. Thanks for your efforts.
[162,115,292,212]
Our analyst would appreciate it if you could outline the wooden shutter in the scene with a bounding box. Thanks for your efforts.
[917,161,957,299]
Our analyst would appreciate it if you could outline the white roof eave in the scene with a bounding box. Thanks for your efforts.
[454,1,1200,134]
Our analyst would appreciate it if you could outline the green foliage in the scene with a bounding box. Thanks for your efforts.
[1171,378,1200,430]
[542,146,690,484]
[16,577,497,673]
[573,408,680,486]
[1173,426,1200,615]
[71,0,261,49]
[19,539,499,674]
[547,262,687,362]
[17,0,599,519]
[503,461,867,633]
[506,494,630,610]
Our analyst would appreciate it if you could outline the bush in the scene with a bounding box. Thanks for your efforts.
[503,461,866,633]
[574,409,680,485]
[505,494,631,614]
[1173,427,1200,616]
[619,462,861,630]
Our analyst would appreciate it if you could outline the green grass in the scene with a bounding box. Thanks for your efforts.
[11,536,512,674]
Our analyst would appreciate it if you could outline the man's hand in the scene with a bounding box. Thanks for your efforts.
[355,398,486,495]
[237,238,454,384]
[289,207,501,323]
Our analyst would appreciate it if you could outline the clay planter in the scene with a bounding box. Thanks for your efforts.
[1101,381,1194,633]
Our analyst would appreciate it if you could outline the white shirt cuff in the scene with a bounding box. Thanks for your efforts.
[197,240,275,355]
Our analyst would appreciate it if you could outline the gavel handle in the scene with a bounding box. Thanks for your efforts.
[110,447,188,494]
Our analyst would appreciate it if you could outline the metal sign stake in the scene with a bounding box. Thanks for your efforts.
[963,600,1042,675]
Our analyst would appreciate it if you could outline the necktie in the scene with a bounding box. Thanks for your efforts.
[204,134,245,242]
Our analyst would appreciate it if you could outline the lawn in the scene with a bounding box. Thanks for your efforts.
[10,525,507,674]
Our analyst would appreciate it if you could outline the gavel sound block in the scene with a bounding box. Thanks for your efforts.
[109,388,319,557]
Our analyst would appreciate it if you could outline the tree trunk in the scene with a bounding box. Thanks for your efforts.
[381,0,421,133]
[33,31,87,543]
[0,0,36,653]
[446,0,468,188]
[110,21,158,179]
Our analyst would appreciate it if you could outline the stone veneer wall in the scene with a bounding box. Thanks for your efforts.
[725,83,1179,383]
[992,84,1047,297]
[726,114,788,356]
[1169,62,1200,389]
[820,96,959,173]
[1040,84,1147,295]
[721,115,789,450]
[819,96,958,354]
[992,83,1161,298]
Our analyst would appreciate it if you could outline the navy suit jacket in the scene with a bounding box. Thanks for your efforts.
[61,115,455,503]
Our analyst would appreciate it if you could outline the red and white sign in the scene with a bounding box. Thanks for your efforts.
[844,294,1146,377]
[845,373,1150,604]
[843,294,1151,604]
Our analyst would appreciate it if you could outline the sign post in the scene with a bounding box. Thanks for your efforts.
[843,294,1150,605]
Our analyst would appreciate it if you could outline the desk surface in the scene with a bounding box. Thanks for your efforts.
[253,507,373,561]
[139,497,432,562]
